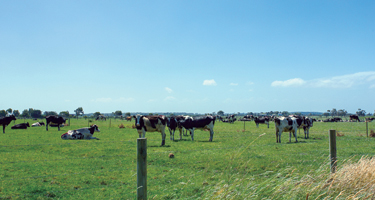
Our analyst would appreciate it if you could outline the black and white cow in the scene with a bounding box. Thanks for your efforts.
[95,115,106,121]
[0,115,17,133]
[46,115,66,131]
[254,116,270,128]
[31,122,45,127]
[350,115,360,122]
[133,115,167,146]
[274,116,306,143]
[61,124,100,140]
[302,117,314,139]
[11,122,30,129]
[178,115,216,142]
[167,115,192,140]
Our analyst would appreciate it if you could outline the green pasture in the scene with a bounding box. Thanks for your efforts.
[1,118,374,199]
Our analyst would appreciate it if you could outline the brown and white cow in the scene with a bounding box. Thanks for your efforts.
[274,116,306,143]
[61,124,100,140]
[133,115,167,146]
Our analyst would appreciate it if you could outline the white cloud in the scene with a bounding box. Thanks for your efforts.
[271,71,375,89]
[246,81,254,85]
[203,79,217,86]
[309,71,375,88]
[230,83,238,86]
[271,78,306,87]
[165,87,173,93]
[164,96,176,101]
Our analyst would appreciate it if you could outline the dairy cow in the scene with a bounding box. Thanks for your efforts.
[0,115,17,133]
[254,116,270,128]
[274,116,306,143]
[167,115,191,140]
[133,115,167,146]
[61,124,100,140]
[46,115,66,131]
[11,122,30,129]
[178,115,216,142]
[350,115,360,122]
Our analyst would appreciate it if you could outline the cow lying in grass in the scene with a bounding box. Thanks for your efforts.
[61,124,100,140]
[11,122,30,129]
[32,122,45,127]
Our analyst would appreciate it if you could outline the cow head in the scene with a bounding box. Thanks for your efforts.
[90,124,100,133]
[9,115,16,121]
[26,122,30,127]
[61,132,69,139]
[133,115,144,130]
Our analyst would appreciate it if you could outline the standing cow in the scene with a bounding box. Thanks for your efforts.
[46,115,66,131]
[0,115,17,133]
[178,115,216,142]
[274,116,306,143]
[133,115,167,146]
[350,115,360,122]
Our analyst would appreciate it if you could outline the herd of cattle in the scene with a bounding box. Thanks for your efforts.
[0,114,373,145]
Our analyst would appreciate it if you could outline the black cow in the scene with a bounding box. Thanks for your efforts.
[11,122,30,129]
[178,115,216,142]
[350,115,360,122]
[0,115,17,133]
[254,116,270,128]
[46,115,66,131]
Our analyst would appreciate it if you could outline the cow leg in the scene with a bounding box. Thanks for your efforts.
[3,126,5,133]
[190,129,194,141]
[267,122,269,128]
[58,124,60,131]
[46,123,49,131]
[294,130,298,143]
[289,132,292,143]
[178,128,182,140]
[209,129,214,142]
[169,128,173,140]
[161,131,166,146]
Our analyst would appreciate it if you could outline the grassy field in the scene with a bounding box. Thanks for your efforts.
[1,118,374,199]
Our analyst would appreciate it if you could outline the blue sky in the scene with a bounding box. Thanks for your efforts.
[1,1,374,114]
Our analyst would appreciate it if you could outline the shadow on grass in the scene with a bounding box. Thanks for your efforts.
[148,145,171,148]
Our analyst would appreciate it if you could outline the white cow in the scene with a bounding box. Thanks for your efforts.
[61,124,100,140]
[274,116,306,143]
[133,115,167,146]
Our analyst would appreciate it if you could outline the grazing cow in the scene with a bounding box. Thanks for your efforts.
[61,124,100,140]
[95,115,106,121]
[254,116,270,128]
[178,115,216,142]
[133,115,167,146]
[46,115,66,131]
[274,116,306,143]
[350,115,360,122]
[31,122,45,127]
[11,122,30,129]
[0,115,17,133]
[126,116,132,121]
[366,117,375,122]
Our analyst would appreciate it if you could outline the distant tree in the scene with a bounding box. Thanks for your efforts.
[323,112,330,118]
[125,112,131,117]
[74,107,84,119]
[43,111,58,116]
[217,110,224,116]
[6,108,12,115]
[114,110,122,116]
[281,111,289,116]
[356,109,366,116]
[338,109,347,117]
[247,112,254,116]
[30,109,43,118]
[149,113,153,116]
[21,109,30,118]
[330,108,337,117]
[59,111,70,118]
[0,110,6,117]
[13,110,20,117]
[294,112,302,116]
[93,112,101,118]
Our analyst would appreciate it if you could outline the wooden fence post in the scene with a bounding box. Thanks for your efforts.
[329,130,337,173]
[137,138,147,200]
